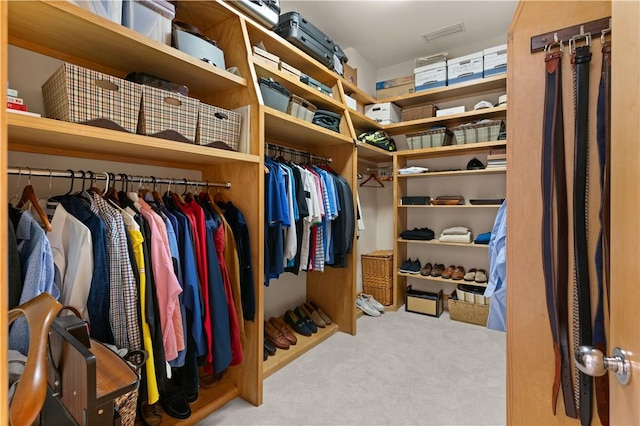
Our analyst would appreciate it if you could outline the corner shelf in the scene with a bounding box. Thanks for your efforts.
[396,140,506,159]
[397,272,488,288]
[263,107,354,147]
[397,239,489,249]
[397,168,506,178]
[397,204,502,209]
[356,142,394,163]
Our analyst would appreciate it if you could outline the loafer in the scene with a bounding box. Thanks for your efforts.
[264,337,276,356]
[420,262,432,276]
[284,310,312,336]
[269,316,297,345]
[184,390,198,403]
[303,303,327,328]
[309,301,332,325]
[441,265,456,279]
[160,387,191,420]
[475,269,488,283]
[295,307,318,333]
[141,402,162,426]
[264,320,290,349]
[430,263,445,277]
[464,268,477,281]
[452,266,466,280]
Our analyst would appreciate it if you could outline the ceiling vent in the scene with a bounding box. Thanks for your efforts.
[421,23,465,42]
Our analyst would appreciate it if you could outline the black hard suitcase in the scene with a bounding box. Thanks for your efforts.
[276,11,336,67]
[226,0,280,30]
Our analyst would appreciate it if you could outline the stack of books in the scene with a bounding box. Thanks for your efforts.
[486,148,506,169]
[6,84,40,117]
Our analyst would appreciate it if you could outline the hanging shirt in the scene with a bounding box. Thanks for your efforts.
[9,210,59,355]
[485,200,507,332]
[48,203,94,320]
[279,162,298,264]
[284,166,308,275]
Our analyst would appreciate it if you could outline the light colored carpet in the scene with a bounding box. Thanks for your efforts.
[199,309,506,425]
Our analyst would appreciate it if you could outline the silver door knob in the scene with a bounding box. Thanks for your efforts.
[575,346,630,385]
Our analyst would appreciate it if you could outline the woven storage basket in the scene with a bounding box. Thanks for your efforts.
[452,119,504,145]
[361,250,394,306]
[448,298,489,326]
[401,104,437,121]
[406,127,453,149]
[286,94,317,122]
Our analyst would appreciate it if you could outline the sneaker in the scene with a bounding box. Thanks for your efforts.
[399,258,413,273]
[408,259,422,274]
[356,295,381,316]
[361,293,385,312]
[420,262,433,276]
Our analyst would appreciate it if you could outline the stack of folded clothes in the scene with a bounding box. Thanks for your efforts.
[474,231,492,245]
[439,226,472,244]
[399,227,435,240]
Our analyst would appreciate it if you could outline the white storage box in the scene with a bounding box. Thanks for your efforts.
[364,102,401,124]
[122,0,175,45]
[447,51,483,85]
[414,61,447,91]
[436,105,466,117]
[345,94,357,110]
[483,44,507,77]
[67,0,123,24]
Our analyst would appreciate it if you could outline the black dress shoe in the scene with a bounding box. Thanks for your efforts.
[160,387,191,420]
[294,307,318,334]
[264,337,277,356]
[184,390,198,403]
[284,310,312,336]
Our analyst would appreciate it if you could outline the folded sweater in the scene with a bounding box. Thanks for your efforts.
[439,232,472,244]
[441,226,470,236]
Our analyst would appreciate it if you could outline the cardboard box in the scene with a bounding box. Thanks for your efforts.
[252,53,278,71]
[376,83,415,99]
[484,44,507,77]
[365,102,401,124]
[344,94,357,110]
[415,60,447,91]
[376,75,415,90]
[447,51,483,85]
[436,105,466,117]
[253,45,280,64]
[280,61,302,77]
[406,286,443,317]
[343,63,358,85]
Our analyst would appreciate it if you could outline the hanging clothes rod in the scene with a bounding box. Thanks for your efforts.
[265,143,332,164]
[7,166,231,190]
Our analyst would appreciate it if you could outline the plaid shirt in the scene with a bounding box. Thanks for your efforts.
[91,194,141,351]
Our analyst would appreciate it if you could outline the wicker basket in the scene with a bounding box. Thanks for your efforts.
[361,250,394,306]
[401,104,437,121]
[452,119,504,144]
[448,297,489,326]
[406,127,453,149]
[287,94,317,122]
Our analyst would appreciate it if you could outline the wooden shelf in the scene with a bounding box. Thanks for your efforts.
[397,167,506,178]
[254,61,345,113]
[397,272,488,288]
[384,105,507,136]
[7,1,246,99]
[379,74,507,107]
[349,109,383,132]
[397,204,502,208]
[397,239,489,248]
[341,79,377,105]
[396,140,506,159]
[161,376,239,426]
[263,106,354,147]
[7,114,259,168]
[356,142,394,163]
[263,322,339,379]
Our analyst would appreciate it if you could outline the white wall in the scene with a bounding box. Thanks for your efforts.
[343,47,376,97]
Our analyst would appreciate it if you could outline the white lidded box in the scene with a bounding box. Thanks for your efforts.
[483,44,507,77]
[414,60,447,91]
[447,51,483,85]
[42,63,142,133]
[364,102,401,124]
[67,0,123,24]
[138,85,200,142]
[122,0,176,45]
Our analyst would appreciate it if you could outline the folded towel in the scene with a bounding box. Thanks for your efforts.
[441,226,470,236]
[439,232,472,244]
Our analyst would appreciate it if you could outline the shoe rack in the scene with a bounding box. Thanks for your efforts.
[0,0,368,423]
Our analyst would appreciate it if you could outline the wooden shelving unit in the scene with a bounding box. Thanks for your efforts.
[397,272,488,288]
[397,239,490,249]
[397,167,506,178]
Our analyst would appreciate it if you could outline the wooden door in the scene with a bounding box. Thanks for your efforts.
[608,1,640,424]
[506,0,640,424]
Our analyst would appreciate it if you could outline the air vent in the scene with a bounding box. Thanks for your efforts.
[421,23,465,42]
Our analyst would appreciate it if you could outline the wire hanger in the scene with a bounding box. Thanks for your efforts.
[360,172,384,188]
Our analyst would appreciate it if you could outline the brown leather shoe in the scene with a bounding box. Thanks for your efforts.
[430,263,445,277]
[264,320,290,350]
[302,303,327,328]
[269,316,297,345]
[452,265,466,280]
[309,301,332,325]
[441,265,456,279]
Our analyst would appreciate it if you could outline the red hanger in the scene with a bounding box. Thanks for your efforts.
[359,173,384,188]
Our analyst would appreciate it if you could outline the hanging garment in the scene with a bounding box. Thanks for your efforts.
[284,165,308,275]
[485,200,507,332]
[329,174,355,268]
[8,219,23,310]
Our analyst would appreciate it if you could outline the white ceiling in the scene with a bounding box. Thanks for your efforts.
[279,1,518,69]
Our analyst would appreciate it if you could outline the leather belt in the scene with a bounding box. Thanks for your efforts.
[571,43,593,426]
[593,39,611,426]
[541,47,577,419]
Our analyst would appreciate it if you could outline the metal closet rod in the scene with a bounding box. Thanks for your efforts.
[7,166,231,190]
[265,143,332,163]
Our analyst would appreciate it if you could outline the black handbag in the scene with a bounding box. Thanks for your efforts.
[312,110,341,133]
